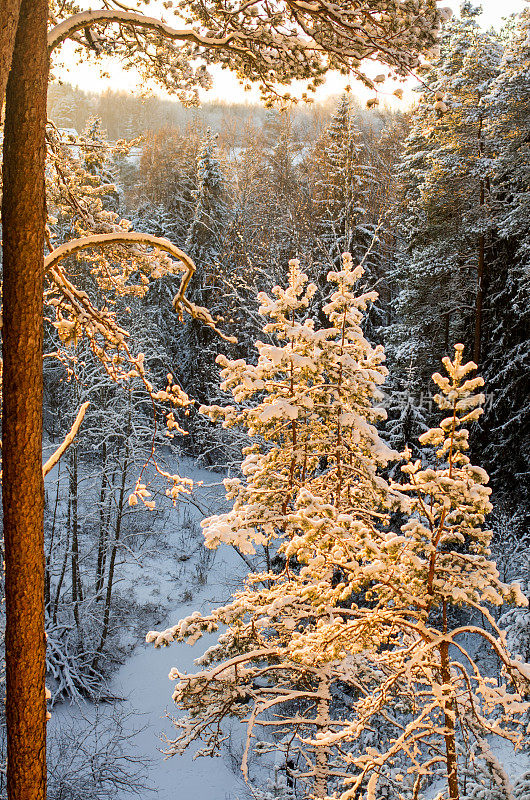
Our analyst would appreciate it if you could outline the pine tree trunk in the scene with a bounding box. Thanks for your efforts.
[312,670,331,799]
[474,225,485,365]
[1,1,49,798]
[0,0,22,111]
[440,638,459,800]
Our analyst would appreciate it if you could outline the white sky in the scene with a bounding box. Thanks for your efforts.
[53,0,529,107]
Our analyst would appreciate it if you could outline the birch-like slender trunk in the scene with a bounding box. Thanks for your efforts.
[95,440,110,598]
[69,445,83,632]
[92,410,132,671]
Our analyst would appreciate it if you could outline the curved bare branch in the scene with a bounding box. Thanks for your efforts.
[42,402,90,477]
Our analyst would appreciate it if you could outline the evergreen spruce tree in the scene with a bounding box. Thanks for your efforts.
[387,4,501,391]
[178,128,234,458]
[478,8,530,519]
[260,110,310,267]
[310,95,379,304]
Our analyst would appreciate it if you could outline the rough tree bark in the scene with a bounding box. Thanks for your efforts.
[2,1,49,798]
[0,0,22,110]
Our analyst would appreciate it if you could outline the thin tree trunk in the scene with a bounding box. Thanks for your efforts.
[1,1,49,798]
[52,510,71,626]
[313,670,331,799]
[474,222,485,365]
[45,461,62,610]
[474,112,486,365]
[440,599,459,800]
[92,424,131,671]
[0,0,22,112]
[69,446,83,631]
[95,440,110,598]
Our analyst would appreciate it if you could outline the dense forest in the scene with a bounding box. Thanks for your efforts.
[1,1,529,799]
[47,1,529,518]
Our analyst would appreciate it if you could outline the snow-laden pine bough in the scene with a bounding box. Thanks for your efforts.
[148,261,530,800]
[46,1,452,107]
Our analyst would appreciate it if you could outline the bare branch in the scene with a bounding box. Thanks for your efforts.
[42,401,90,477]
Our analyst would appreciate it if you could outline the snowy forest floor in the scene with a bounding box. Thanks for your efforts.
[46,456,250,799]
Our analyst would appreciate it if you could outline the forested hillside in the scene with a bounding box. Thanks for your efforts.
[1,1,529,799]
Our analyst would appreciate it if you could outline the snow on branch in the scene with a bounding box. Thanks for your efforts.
[42,402,90,478]
[44,230,195,285]
[44,231,236,342]
[47,10,240,51]
[46,3,449,103]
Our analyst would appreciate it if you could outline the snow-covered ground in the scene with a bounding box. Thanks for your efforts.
[112,499,249,800]
[48,456,251,799]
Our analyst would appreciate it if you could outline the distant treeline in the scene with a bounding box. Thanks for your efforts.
[47,81,396,144]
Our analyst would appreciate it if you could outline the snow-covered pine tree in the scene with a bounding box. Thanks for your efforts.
[249,764,296,800]
[80,117,117,193]
[0,3,455,792]
[264,111,311,266]
[310,94,379,308]
[131,125,201,244]
[461,744,516,800]
[387,4,501,392]
[380,361,429,462]
[300,344,530,800]
[513,770,530,800]
[127,127,204,390]
[477,8,530,522]
[147,254,399,798]
[230,113,311,314]
[178,127,235,460]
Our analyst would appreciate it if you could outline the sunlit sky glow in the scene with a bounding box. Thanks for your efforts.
[53,0,529,108]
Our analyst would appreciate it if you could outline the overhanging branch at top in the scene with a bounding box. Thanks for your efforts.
[47,10,241,52]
